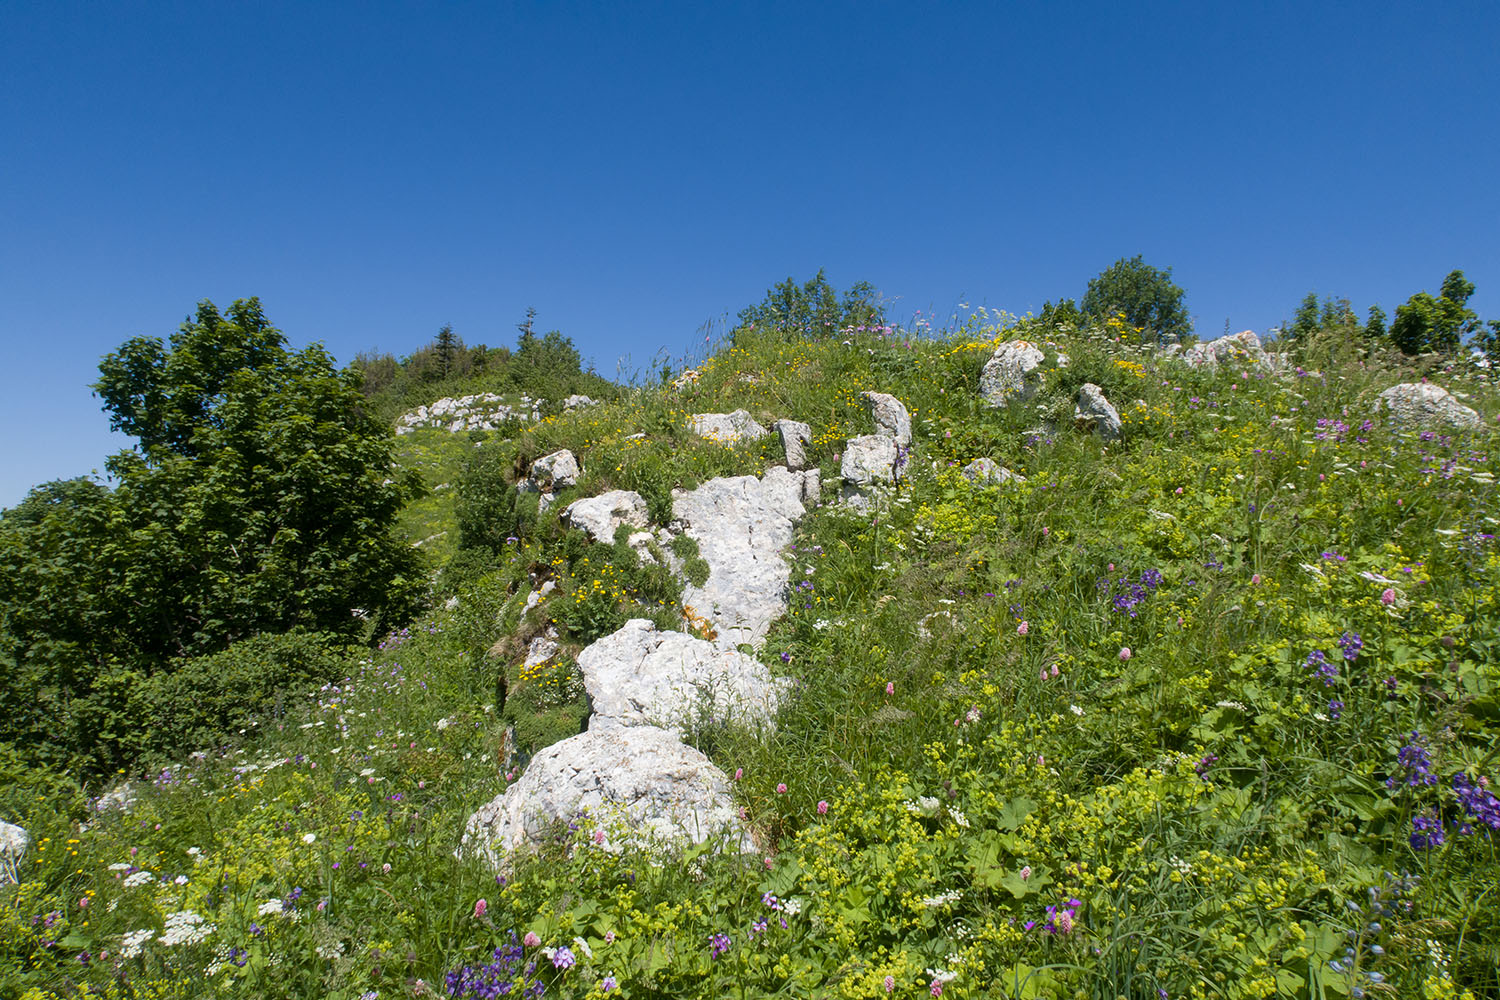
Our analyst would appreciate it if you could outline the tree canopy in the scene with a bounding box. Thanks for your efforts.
[736,269,886,339]
[1390,269,1480,355]
[1080,256,1191,344]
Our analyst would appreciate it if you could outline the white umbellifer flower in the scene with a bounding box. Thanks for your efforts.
[948,808,969,828]
[160,910,215,947]
[925,967,958,983]
[108,862,131,871]
[435,717,452,730]
[359,768,375,777]
[920,890,963,908]
[258,899,284,917]
[173,875,189,885]
[120,928,154,958]
[782,898,803,916]
[303,833,316,844]
[917,796,940,811]
[124,870,156,888]
[1070,704,1084,716]
[316,940,345,960]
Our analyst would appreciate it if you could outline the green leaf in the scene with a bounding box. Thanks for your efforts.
[997,796,1036,831]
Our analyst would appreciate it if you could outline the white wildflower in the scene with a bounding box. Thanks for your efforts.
[948,807,969,828]
[120,928,154,958]
[160,910,215,947]
[302,833,316,844]
[124,870,156,888]
[1069,704,1084,716]
[316,940,346,960]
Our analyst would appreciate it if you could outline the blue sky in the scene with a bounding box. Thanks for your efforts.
[3,1,1497,507]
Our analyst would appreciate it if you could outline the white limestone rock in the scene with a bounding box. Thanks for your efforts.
[530,449,581,490]
[524,629,561,668]
[1377,383,1482,431]
[671,471,807,650]
[1181,330,1270,369]
[774,419,813,470]
[563,395,600,410]
[579,619,784,735]
[961,458,1025,485]
[841,435,902,486]
[1074,383,1123,441]
[979,341,1047,406]
[689,409,768,444]
[861,392,912,447]
[563,491,651,543]
[460,725,755,870]
[1,821,28,882]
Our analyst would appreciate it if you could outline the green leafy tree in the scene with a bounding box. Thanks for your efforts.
[1365,305,1388,341]
[736,269,886,340]
[1390,269,1480,355]
[1080,256,1191,344]
[1,299,423,773]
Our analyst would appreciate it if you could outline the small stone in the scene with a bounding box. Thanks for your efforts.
[1074,383,1123,440]
[530,449,581,490]
[773,419,813,470]
[861,392,911,446]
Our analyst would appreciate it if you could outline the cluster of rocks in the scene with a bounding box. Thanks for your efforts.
[463,462,821,869]
[396,394,542,435]
[688,409,767,443]
[517,449,582,513]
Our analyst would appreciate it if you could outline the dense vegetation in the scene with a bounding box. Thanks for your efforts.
[2,274,1498,999]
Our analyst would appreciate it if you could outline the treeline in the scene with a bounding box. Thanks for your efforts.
[1285,268,1500,362]
[350,309,617,425]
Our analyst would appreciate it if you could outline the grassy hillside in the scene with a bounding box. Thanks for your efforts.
[3,312,1498,999]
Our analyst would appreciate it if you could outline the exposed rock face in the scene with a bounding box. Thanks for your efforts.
[861,392,912,447]
[563,491,651,543]
[1181,330,1270,369]
[689,410,768,443]
[1377,383,1482,430]
[460,725,754,870]
[530,450,580,490]
[579,619,784,735]
[1,821,28,882]
[397,394,541,434]
[961,457,1025,484]
[841,435,902,486]
[672,471,807,649]
[774,419,813,470]
[1074,383,1123,441]
[980,341,1047,405]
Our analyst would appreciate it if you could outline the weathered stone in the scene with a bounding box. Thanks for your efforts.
[524,628,561,668]
[563,395,599,410]
[672,471,808,650]
[774,419,813,470]
[841,435,902,486]
[579,619,784,735]
[961,457,1024,484]
[460,725,754,870]
[1377,383,1482,430]
[522,580,556,619]
[1074,383,1123,441]
[93,783,138,815]
[1,821,28,882]
[563,491,651,543]
[689,409,768,443]
[1181,330,1270,369]
[530,449,581,490]
[979,341,1047,406]
[861,392,912,447]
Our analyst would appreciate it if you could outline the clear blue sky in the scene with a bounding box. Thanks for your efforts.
[3,1,1497,507]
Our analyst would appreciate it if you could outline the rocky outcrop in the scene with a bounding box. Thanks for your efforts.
[774,419,813,470]
[980,341,1048,405]
[1074,383,1123,441]
[862,392,911,447]
[961,457,1024,485]
[563,491,651,543]
[460,725,755,870]
[563,395,599,410]
[529,450,580,490]
[672,471,808,650]
[579,619,784,735]
[1181,331,1270,369]
[396,394,540,434]
[1,820,28,882]
[1377,383,1482,430]
[689,410,768,444]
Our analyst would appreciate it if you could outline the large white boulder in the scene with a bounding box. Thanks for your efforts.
[862,392,912,447]
[530,449,581,490]
[689,410,768,444]
[579,619,784,735]
[980,341,1048,406]
[1377,383,1482,431]
[841,435,902,486]
[1075,383,1123,441]
[460,725,754,869]
[672,471,808,649]
[563,491,651,543]
[774,419,813,470]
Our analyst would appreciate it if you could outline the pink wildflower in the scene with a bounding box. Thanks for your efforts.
[1019,865,1032,880]
[473,899,487,919]
[1119,647,1132,661]
[1050,664,1059,678]
[1039,667,1048,681]
[1041,526,1050,536]
[1381,588,1396,605]
[885,681,895,696]
[524,932,541,948]
[776,783,787,794]
[931,980,943,997]
[817,801,828,815]
[885,975,895,993]
[1251,574,1261,585]
[734,768,743,781]
[1017,620,1029,635]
